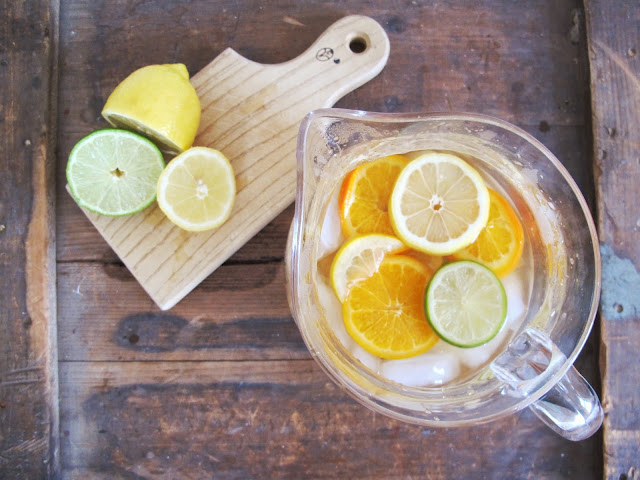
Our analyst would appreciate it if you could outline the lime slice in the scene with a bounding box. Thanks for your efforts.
[425,260,507,348]
[66,129,165,216]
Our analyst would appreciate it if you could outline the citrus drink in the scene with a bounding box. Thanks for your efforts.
[316,150,534,387]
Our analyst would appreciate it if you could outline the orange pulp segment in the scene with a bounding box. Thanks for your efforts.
[338,154,409,238]
[342,255,438,359]
[330,233,408,302]
[451,189,524,277]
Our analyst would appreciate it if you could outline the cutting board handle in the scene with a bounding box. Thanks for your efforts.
[193,15,390,145]
[274,15,390,106]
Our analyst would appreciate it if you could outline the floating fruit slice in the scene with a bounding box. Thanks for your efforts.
[425,260,507,348]
[102,63,201,154]
[66,129,165,216]
[156,147,235,232]
[452,189,524,277]
[404,249,445,273]
[339,154,409,237]
[389,152,490,255]
[330,233,407,302]
[343,255,438,359]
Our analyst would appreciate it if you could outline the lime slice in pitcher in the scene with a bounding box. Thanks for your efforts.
[425,260,507,348]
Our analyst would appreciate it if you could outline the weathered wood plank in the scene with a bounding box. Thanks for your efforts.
[57,261,303,362]
[584,1,640,478]
[0,0,59,477]
[59,361,602,479]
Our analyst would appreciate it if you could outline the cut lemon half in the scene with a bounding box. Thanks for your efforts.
[389,152,490,255]
[102,64,201,154]
[452,189,524,277]
[343,255,438,359]
[425,260,507,348]
[330,233,407,302]
[339,154,409,237]
[66,129,165,216]
[156,147,235,232]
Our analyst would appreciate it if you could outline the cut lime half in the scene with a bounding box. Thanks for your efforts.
[66,129,165,216]
[425,260,507,348]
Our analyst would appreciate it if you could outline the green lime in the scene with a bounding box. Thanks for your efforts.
[66,129,165,216]
[425,260,507,348]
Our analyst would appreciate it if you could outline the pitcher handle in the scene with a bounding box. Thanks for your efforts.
[528,363,603,441]
[491,328,603,441]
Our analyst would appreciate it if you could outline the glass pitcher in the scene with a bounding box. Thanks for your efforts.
[285,109,603,441]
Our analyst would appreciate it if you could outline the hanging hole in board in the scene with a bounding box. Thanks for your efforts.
[349,35,368,54]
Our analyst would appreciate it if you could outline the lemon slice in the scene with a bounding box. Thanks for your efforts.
[66,129,165,216]
[156,147,235,232]
[343,255,438,359]
[389,152,490,255]
[102,64,201,154]
[330,233,407,302]
[425,261,507,348]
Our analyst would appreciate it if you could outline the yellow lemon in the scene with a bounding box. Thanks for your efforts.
[156,147,235,232]
[389,152,490,255]
[102,64,201,154]
[330,233,407,302]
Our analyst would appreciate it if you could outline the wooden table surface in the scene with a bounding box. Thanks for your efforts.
[2,1,639,478]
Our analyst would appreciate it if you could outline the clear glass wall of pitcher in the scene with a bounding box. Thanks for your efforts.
[286,109,603,441]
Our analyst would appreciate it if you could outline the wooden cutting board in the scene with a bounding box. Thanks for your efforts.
[76,15,390,310]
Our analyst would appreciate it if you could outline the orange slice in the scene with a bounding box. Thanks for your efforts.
[330,233,407,302]
[342,255,438,359]
[451,189,524,277]
[404,249,445,272]
[339,154,409,238]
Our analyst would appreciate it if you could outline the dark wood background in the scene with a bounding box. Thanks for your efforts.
[2,0,639,478]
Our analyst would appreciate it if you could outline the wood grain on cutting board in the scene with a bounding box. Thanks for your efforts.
[77,15,389,310]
